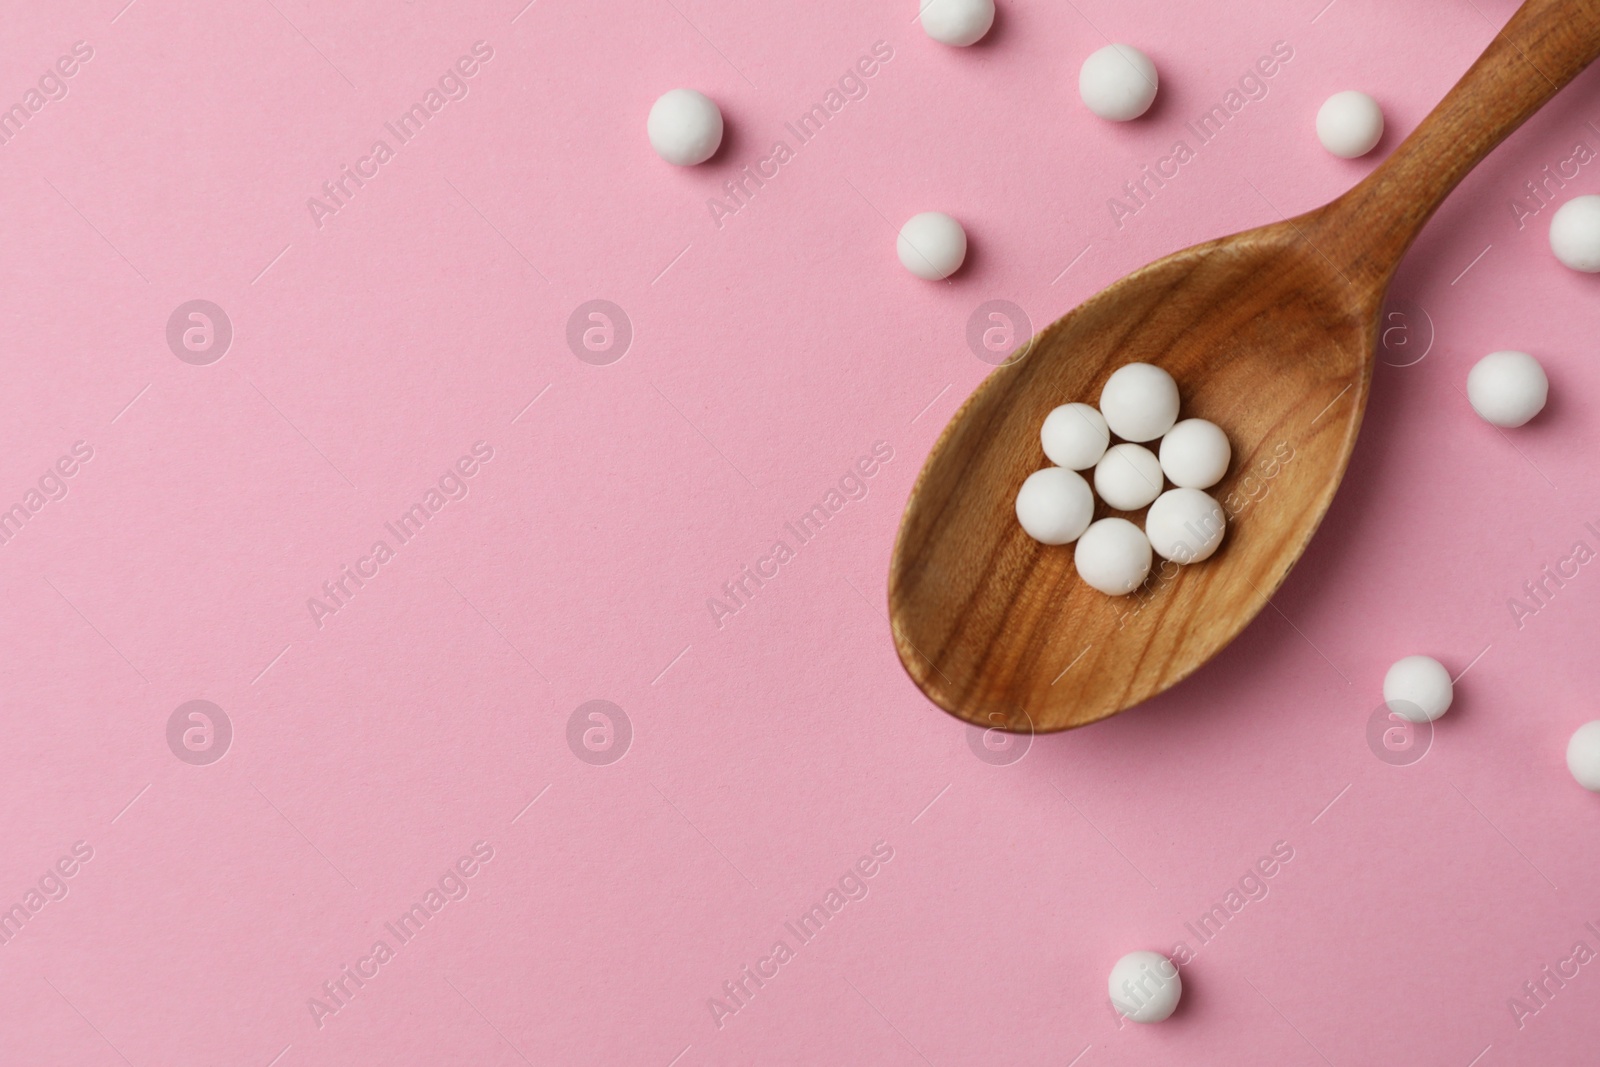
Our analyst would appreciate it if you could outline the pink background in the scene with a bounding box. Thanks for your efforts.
[1,0,1597,1063]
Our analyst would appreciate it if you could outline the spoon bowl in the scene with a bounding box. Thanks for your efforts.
[888,0,1600,733]
[890,223,1368,732]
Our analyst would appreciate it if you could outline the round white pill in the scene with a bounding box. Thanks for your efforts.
[897,212,967,280]
[1099,363,1179,443]
[1146,488,1226,563]
[1108,951,1182,1023]
[1316,91,1384,158]
[919,0,994,46]
[1383,655,1452,724]
[1549,195,1600,272]
[647,89,724,166]
[1467,350,1547,428]
[1041,403,1110,470]
[1074,518,1152,596]
[1079,44,1159,122]
[1015,467,1094,545]
[1158,418,1230,490]
[1094,443,1164,511]
[1567,721,1600,791]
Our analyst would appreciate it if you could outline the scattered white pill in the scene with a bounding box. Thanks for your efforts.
[1041,403,1110,470]
[1108,951,1182,1023]
[1550,195,1600,272]
[1383,655,1453,724]
[1016,467,1094,545]
[647,89,724,166]
[919,0,995,46]
[898,211,967,280]
[1146,488,1226,563]
[1568,721,1600,791]
[1316,90,1384,158]
[1079,44,1159,122]
[1467,350,1547,428]
[1158,418,1230,490]
[1099,363,1179,443]
[1094,443,1164,511]
[1074,518,1152,596]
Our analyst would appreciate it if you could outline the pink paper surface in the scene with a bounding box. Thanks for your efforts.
[2,0,1597,1063]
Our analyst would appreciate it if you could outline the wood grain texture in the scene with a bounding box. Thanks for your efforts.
[888,0,1600,733]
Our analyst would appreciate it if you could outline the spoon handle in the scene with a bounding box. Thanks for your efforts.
[1309,0,1600,294]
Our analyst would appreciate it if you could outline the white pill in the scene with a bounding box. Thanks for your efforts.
[1074,518,1152,596]
[1383,655,1452,724]
[919,0,994,46]
[1567,721,1600,791]
[1316,90,1384,158]
[1158,418,1230,489]
[897,212,967,280]
[1016,467,1094,545]
[1550,195,1600,272]
[1108,951,1182,1023]
[647,89,724,166]
[1079,44,1159,122]
[1146,488,1226,563]
[1467,350,1547,428]
[1041,403,1110,470]
[1099,363,1179,443]
[1094,443,1164,511]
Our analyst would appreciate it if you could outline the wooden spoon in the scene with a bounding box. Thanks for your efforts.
[889,0,1600,734]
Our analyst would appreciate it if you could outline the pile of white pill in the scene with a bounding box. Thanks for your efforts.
[1016,362,1230,595]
